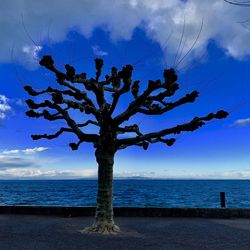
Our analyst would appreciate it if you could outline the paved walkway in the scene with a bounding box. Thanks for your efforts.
[0,215,250,249]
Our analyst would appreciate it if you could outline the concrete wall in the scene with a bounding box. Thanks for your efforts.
[1,206,250,218]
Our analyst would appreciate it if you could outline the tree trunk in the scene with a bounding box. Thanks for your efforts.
[81,147,119,234]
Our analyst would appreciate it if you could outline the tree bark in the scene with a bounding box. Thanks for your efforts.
[81,147,119,234]
[95,148,115,224]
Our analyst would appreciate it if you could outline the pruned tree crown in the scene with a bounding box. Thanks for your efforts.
[24,56,228,152]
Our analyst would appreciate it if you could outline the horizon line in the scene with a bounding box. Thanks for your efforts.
[0,178,250,181]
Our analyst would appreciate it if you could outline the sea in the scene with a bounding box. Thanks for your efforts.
[0,179,249,208]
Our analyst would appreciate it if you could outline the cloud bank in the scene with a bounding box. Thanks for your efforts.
[1,0,250,67]
[0,156,36,170]
[0,168,97,179]
[0,147,49,173]
[1,167,250,179]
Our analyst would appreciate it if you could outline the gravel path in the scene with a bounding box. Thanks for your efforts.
[0,215,250,249]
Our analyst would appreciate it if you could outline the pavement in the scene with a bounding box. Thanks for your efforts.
[0,215,250,250]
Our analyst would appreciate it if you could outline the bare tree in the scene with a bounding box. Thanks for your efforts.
[24,55,228,234]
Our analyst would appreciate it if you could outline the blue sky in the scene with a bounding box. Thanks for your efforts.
[0,0,250,179]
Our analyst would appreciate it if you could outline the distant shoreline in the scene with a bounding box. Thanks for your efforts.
[0,178,250,181]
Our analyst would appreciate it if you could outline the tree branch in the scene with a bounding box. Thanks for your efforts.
[26,109,64,121]
[114,69,179,124]
[109,65,134,115]
[147,83,179,101]
[137,90,199,115]
[117,137,176,150]
[113,81,158,124]
[39,55,105,110]
[25,85,99,118]
[26,99,99,143]
[116,110,228,149]
[117,124,142,136]
[78,120,99,128]
[31,127,73,140]
[55,78,97,110]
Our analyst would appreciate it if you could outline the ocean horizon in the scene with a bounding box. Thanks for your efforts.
[1,177,250,180]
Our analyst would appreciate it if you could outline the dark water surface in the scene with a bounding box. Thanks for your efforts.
[0,180,249,208]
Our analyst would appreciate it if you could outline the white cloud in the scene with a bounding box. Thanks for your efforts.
[2,147,49,155]
[233,118,250,127]
[2,150,20,155]
[92,45,108,56]
[21,45,42,69]
[0,95,7,101]
[1,0,250,68]
[0,168,97,179]
[22,147,49,154]
[0,95,11,119]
